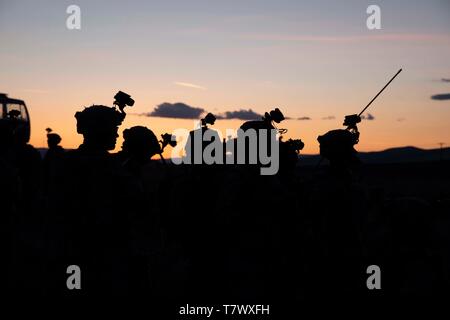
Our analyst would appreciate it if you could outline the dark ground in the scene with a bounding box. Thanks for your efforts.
[2,150,450,312]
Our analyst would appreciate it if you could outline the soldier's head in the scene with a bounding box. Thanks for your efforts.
[343,114,361,130]
[75,105,125,151]
[47,133,62,149]
[317,129,359,165]
[269,108,285,123]
[201,113,216,127]
[121,126,161,161]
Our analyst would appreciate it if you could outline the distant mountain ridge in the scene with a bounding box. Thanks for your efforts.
[37,146,449,165]
[301,146,450,166]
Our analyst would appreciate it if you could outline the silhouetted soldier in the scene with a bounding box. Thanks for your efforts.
[210,109,295,300]
[184,112,220,165]
[239,107,285,162]
[116,126,178,295]
[308,115,367,298]
[278,137,304,184]
[43,129,65,194]
[176,114,229,297]
[229,108,288,180]
[45,130,65,159]
[117,126,161,174]
[315,67,403,181]
[47,96,140,295]
[240,107,285,132]
[317,114,361,179]
[116,126,175,210]
[74,104,125,155]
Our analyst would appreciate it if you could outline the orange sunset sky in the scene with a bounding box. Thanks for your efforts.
[1,0,449,155]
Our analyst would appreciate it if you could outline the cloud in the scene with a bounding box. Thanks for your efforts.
[361,113,375,120]
[148,102,205,119]
[174,82,206,90]
[217,109,262,120]
[297,116,312,120]
[431,93,450,100]
[322,116,336,120]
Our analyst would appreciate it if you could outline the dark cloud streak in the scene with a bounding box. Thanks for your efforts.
[431,93,450,101]
[217,109,262,120]
[148,102,205,119]
[361,113,375,120]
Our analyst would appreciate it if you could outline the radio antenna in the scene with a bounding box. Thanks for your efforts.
[358,68,402,117]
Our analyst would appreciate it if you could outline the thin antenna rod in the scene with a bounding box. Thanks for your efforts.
[358,68,402,117]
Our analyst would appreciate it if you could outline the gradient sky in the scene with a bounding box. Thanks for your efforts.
[1,0,449,155]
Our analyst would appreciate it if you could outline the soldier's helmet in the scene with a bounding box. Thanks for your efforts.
[121,126,161,160]
[240,108,285,132]
[343,114,361,128]
[317,129,359,163]
[47,133,62,148]
[268,108,285,123]
[201,113,216,127]
[75,105,125,150]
